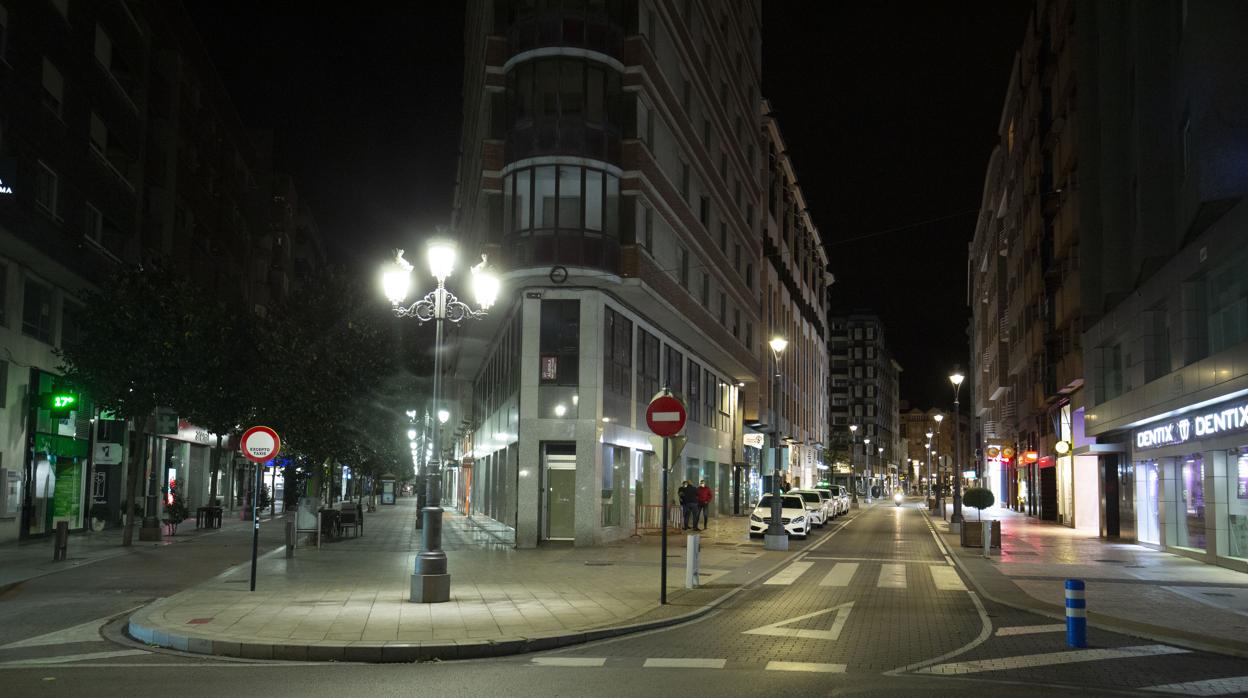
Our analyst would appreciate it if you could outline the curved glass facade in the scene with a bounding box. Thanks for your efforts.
[505,56,623,164]
[502,164,620,268]
[502,0,627,59]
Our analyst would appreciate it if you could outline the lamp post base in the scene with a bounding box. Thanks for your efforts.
[763,533,789,551]
[410,573,451,603]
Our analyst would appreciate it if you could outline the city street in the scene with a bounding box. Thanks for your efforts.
[2,502,1246,696]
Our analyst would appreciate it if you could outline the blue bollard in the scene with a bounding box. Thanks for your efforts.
[1065,579,1087,648]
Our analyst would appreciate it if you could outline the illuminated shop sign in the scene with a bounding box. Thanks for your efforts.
[1135,397,1248,451]
[0,158,14,195]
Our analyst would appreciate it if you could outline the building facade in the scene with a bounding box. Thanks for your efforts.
[449,0,772,547]
[828,312,901,498]
[969,0,1082,526]
[1079,2,1248,571]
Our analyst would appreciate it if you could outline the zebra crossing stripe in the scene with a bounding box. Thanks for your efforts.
[1143,675,1248,695]
[928,565,966,591]
[877,563,906,588]
[915,645,1188,675]
[765,561,813,585]
[819,562,858,587]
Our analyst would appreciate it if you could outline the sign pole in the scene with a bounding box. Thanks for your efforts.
[250,461,260,591]
[660,435,669,605]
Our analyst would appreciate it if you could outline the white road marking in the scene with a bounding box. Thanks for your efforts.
[742,602,854,641]
[0,616,111,650]
[805,556,946,564]
[915,645,1189,675]
[765,661,847,673]
[0,650,149,665]
[531,657,607,667]
[819,562,858,587]
[877,563,906,588]
[1143,675,1248,695]
[765,561,813,585]
[928,565,967,591]
[643,658,726,669]
[994,624,1067,637]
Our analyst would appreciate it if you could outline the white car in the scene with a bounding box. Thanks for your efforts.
[826,485,851,514]
[791,489,831,527]
[816,488,843,517]
[748,494,810,539]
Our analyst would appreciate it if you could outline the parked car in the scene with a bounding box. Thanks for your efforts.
[749,494,810,539]
[816,488,844,517]
[791,489,832,527]
[827,485,851,513]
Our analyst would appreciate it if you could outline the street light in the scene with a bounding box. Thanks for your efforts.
[764,337,788,551]
[925,430,934,502]
[383,241,500,603]
[878,446,885,494]
[848,424,859,507]
[932,413,944,510]
[949,369,965,526]
[863,437,872,503]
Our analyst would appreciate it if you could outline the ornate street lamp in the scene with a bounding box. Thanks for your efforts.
[382,240,500,603]
[764,337,789,550]
[949,369,965,526]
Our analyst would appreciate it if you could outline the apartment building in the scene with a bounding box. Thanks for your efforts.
[828,312,901,497]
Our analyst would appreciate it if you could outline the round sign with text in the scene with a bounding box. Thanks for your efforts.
[646,395,687,437]
[240,426,281,463]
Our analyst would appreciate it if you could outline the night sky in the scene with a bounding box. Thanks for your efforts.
[186,1,1030,410]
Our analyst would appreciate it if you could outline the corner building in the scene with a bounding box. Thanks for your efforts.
[451,0,764,546]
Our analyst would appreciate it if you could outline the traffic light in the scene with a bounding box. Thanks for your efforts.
[41,391,79,417]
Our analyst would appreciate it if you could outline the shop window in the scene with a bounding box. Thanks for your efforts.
[1228,449,1248,561]
[539,299,579,386]
[22,277,54,343]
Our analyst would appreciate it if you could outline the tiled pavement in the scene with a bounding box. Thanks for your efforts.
[128,497,805,659]
[931,503,1248,656]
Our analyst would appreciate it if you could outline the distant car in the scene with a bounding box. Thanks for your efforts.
[749,494,810,539]
[827,485,850,513]
[791,489,831,527]
[815,488,843,517]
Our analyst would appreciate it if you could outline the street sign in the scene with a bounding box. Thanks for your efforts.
[646,394,687,437]
[240,426,281,463]
[93,442,122,465]
[155,408,178,435]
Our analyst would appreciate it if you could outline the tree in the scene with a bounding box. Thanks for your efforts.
[59,264,227,545]
[962,487,995,521]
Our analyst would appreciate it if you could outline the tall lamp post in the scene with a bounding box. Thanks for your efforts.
[878,446,885,495]
[932,413,944,512]
[764,337,788,551]
[848,424,859,507]
[924,431,934,501]
[862,437,872,503]
[382,241,500,603]
[950,369,965,526]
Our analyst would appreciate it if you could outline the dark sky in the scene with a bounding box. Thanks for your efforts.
[186,1,1030,410]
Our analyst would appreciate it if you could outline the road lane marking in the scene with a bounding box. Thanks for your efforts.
[0,617,112,650]
[742,602,854,641]
[531,657,607,667]
[764,561,812,585]
[0,650,149,665]
[819,562,858,587]
[643,658,726,669]
[994,624,1066,637]
[877,563,906,588]
[929,565,967,591]
[914,644,1189,675]
[765,661,847,673]
[1143,676,1248,695]
[805,556,945,564]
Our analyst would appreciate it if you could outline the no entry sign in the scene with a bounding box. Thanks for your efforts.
[646,394,687,437]
[240,426,281,463]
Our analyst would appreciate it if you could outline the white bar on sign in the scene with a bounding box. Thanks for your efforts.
[652,412,681,421]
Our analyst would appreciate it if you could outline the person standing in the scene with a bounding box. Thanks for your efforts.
[679,480,698,530]
[696,480,713,529]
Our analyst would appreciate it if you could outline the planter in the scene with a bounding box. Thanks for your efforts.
[960,520,1001,548]
[90,517,107,532]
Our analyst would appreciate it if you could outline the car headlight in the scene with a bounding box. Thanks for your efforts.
[792,516,805,524]
[750,514,763,522]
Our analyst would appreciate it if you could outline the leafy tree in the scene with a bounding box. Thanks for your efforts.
[962,487,995,521]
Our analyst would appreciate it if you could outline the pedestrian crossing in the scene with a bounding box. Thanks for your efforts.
[765,558,964,591]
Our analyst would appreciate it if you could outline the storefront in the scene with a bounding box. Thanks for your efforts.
[1124,393,1248,571]
[21,370,91,538]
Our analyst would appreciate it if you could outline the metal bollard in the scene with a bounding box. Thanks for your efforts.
[1065,579,1087,647]
[685,534,700,589]
[53,521,69,561]
[983,520,992,558]
[286,518,296,558]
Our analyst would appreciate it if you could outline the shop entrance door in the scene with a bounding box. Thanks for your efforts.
[542,443,576,541]
[1039,466,1058,521]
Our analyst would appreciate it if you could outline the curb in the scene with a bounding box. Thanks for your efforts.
[127,526,811,664]
[923,510,1248,660]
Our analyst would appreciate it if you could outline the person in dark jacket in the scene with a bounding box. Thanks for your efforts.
[678,481,699,530]
[696,480,713,529]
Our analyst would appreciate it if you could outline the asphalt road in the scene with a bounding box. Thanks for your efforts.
[2,501,1247,697]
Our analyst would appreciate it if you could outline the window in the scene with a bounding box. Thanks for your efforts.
[636,329,660,422]
[704,368,715,429]
[50,0,67,19]
[646,106,656,146]
[665,345,682,395]
[84,204,103,244]
[733,308,740,338]
[22,277,54,343]
[643,205,653,252]
[0,4,8,63]
[89,113,108,155]
[699,196,709,227]
[0,264,6,326]
[1205,247,1248,356]
[687,359,701,422]
[35,162,58,217]
[746,322,753,351]
[60,300,82,347]
[700,273,709,306]
[42,58,64,118]
[603,307,632,421]
[718,292,726,325]
[681,79,691,113]
[746,263,755,290]
[94,24,112,70]
[1182,116,1191,177]
[680,161,690,199]
[702,118,711,146]
[679,246,689,287]
[539,299,579,385]
[719,222,727,251]
[734,243,741,273]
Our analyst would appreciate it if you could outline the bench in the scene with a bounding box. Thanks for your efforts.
[338,502,362,538]
[195,506,223,529]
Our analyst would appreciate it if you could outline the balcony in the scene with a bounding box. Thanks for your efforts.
[506,8,623,61]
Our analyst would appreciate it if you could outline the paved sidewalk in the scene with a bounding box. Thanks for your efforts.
[128,497,804,662]
[0,508,274,590]
[929,504,1248,658]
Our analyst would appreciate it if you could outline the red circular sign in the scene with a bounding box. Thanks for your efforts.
[646,395,687,437]
[240,426,281,463]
